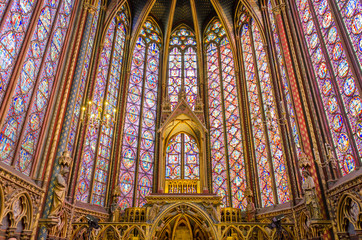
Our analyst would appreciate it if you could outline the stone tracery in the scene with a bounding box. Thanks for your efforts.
[0,0,361,239]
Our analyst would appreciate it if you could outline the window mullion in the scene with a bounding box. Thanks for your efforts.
[9,0,64,167]
[217,43,233,207]
[181,48,185,96]
[307,0,361,167]
[327,0,362,78]
[248,23,279,205]
[89,22,119,204]
[181,133,185,179]
[132,42,149,207]
[0,0,13,30]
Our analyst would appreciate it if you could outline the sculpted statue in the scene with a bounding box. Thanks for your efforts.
[244,187,256,221]
[302,170,321,219]
[148,203,161,222]
[202,202,220,222]
[110,186,122,222]
[49,168,69,218]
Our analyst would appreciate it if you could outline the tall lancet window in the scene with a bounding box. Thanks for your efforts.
[118,20,161,209]
[239,14,289,207]
[295,0,362,176]
[0,0,75,175]
[334,0,362,71]
[166,133,200,180]
[0,0,39,105]
[67,0,102,154]
[75,8,129,206]
[168,26,198,110]
[205,19,246,209]
[266,1,303,158]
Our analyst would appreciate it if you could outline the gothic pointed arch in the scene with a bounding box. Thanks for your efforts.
[75,3,130,206]
[118,16,162,209]
[167,24,198,110]
[236,6,290,207]
[292,0,362,175]
[204,17,247,209]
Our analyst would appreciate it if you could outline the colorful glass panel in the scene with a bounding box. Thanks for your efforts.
[184,134,199,179]
[251,20,289,204]
[0,0,74,175]
[267,0,303,157]
[168,27,197,110]
[335,0,362,70]
[206,42,229,206]
[240,23,274,207]
[0,0,38,105]
[296,0,358,175]
[166,133,200,180]
[206,19,246,209]
[76,19,117,202]
[92,20,126,206]
[135,41,159,207]
[184,47,197,109]
[168,47,181,109]
[67,1,101,154]
[166,134,182,179]
[0,0,11,22]
[119,20,160,209]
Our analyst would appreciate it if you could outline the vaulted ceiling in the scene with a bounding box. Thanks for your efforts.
[107,0,262,32]
[106,0,262,49]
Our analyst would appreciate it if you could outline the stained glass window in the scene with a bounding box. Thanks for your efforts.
[168,26,198,110]
[0,0,75,175]
[296,0,361,175]
[75,7,128,206]
[335,0,362,70]
[119,19,161,209]
[0,0,11,21]
[239,14,289,207]
[205,19,246,209]
[166,133,200,180]
[67,1,101,154]
[0,0,38,105]
[267,0,303,158]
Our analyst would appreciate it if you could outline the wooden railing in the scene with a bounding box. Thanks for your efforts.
[165,179,200,194]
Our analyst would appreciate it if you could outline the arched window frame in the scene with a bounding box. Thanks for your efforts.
[237,10,290,207]
[332,0,362,72]
[204,18,247,209]
[118,18,162,209]
[167,25,198,110]
[293,0,362,176]
[75,5,130,206]
[0,0,40,105]
[0,0,76,176]
[265,0,304,194]
[165,132,200,180]
[67,0,102,157]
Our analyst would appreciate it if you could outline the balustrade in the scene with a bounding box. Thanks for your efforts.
[165,179,200,194]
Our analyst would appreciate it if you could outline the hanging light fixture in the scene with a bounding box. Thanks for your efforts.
[80,100,116,129]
